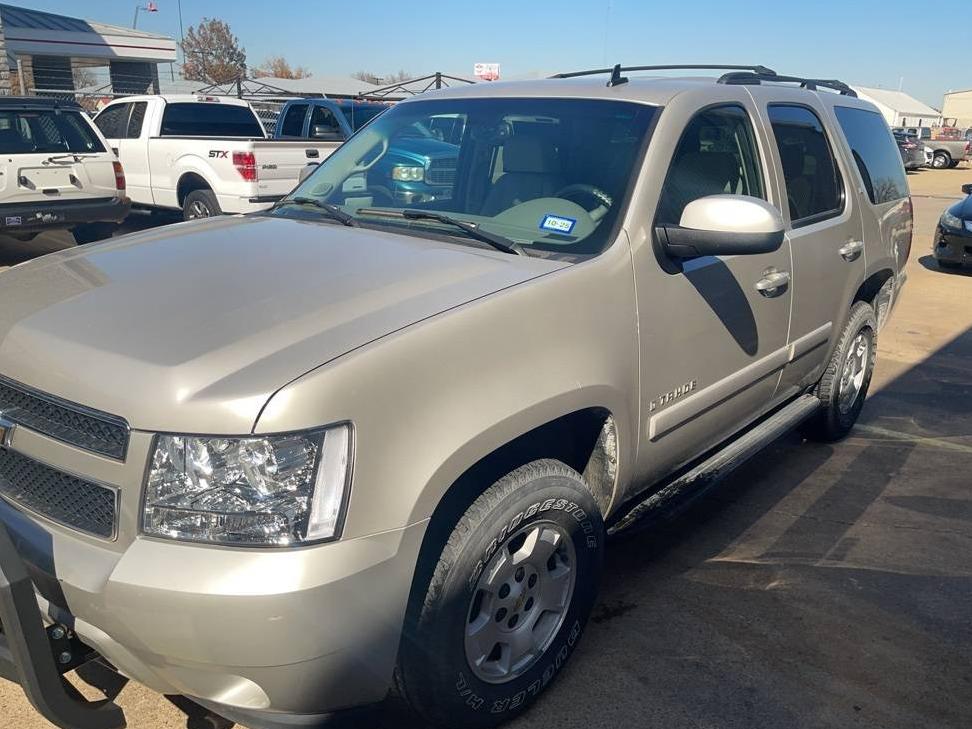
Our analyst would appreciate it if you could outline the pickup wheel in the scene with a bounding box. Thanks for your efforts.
[397,460,604,728]
[932,151,951,169]
[183,189,221,220]
[803,301,877,442]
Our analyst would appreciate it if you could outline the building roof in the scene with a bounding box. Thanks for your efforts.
[851,86,940,116]
[0,3,169,39]
[249,75,383,97]
[0,3,177,62]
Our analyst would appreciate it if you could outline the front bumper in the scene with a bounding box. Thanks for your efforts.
[934,224,972,265]
[0,197,130,234]
[0,520,125,729]
[0,483,428,723]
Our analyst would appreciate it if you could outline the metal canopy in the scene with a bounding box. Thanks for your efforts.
[358,72,476,100]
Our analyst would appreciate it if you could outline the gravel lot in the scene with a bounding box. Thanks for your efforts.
[2,166,971,729]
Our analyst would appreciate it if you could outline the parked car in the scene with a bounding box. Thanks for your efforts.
[93,95,340,219]
[895,127,971,168]
[893,130,925,169]
[276,98,459,205]
[0,65,911,729]
[933,182,972,268]
[0,97,129,245]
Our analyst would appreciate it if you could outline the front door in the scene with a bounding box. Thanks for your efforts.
[631,96,793,487]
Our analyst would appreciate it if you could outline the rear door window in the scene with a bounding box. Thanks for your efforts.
[768,105,843,226]
[126,102,147,139]
[834,106,908,204]
[160,103,264,137]
[0,108,105,154]
[279,103,307,137]
[656,104,766,225]
[94,103,129,139]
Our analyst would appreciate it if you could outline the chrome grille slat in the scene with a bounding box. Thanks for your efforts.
[0,376,129,460]
[0,448,117,539]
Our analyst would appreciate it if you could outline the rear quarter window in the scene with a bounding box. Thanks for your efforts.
[834,106,909,205]
[160,103,264,137]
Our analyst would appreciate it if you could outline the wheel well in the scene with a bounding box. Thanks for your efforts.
[854,269,894,328]
[400,408,618,651]
[934,149,951,158]
[177,173,211,207]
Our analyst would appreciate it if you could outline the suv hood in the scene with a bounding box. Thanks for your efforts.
[0,215,566,433]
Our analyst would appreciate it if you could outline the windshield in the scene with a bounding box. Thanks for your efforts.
[273,97,657,258]
[0,108,105,154]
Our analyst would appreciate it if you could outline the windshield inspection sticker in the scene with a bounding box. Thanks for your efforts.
[539,214,576,234]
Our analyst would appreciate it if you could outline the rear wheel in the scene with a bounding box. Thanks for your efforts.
[72,222,117,245]
[803,301,877,442]
[397,460,604,728]
[183,189,221,220]
[932,151,951,169]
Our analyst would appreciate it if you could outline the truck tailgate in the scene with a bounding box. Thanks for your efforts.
[252,141,341,196]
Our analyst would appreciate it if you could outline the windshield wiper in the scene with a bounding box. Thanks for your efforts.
[273,196,358,227]
[45,153,96,164]
[358,209,521,255]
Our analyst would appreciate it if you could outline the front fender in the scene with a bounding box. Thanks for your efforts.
[255,236,640,538]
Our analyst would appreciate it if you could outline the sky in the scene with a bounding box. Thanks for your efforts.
[12,0,971,108]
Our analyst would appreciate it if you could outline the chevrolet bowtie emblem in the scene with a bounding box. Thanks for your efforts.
[0,412,14,448]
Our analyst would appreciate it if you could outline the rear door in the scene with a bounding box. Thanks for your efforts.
[748,91,866,395]
[0,105,116,210]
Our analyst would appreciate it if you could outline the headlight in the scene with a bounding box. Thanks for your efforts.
[142,425,351,546]
[391,165,424,182]
[941,211,963,229]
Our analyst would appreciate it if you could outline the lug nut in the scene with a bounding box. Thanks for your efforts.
[50,627,66,640]
[58,652,72,665]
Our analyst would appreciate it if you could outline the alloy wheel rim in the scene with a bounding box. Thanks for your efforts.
[838,331,869,414]
[188,201,211,218]
[464,521,577,684]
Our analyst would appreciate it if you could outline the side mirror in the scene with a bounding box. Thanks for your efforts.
[962,183,972,196]
[657,195,785,259]
[311,125,345,141]
[298,163,318,184]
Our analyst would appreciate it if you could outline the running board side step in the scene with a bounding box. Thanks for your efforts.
[608,394,822,535]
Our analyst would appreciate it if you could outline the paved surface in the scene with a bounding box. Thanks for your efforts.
[2,167,971,728]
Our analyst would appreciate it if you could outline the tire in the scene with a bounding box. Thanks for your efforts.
[948,160,960,169]
[183,189,221,220]
[803,301,877,442]
[932,151,951,169]
[397,460,605,728]
[72,222,117,245]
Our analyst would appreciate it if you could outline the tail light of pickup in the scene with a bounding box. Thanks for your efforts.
[233,151,258,182]
[113,161,126,191]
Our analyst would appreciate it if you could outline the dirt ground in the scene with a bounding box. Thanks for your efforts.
[1,166,971,728]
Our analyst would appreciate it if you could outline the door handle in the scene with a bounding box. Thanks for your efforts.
[838,239,864,261]
[305,149,320,159]
[755,270,790,297]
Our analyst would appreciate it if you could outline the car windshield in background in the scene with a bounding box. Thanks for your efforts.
[160,102,264,137]
[0,108,105,154]
[275,97,657,258]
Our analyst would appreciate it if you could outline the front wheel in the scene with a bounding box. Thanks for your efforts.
[932,152,951,169]
[397,460,604,728]
[803,301,877,442]
[183,189,222,220]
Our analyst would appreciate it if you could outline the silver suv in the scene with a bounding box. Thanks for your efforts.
[0,65,911,729]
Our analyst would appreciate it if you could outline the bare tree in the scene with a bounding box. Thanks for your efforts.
[352,69,412,85]
[253,56,311,80]
[72,66,97,90]
[181,18,247,84]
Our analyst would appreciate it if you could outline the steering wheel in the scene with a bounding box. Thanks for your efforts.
[554,184,613,221]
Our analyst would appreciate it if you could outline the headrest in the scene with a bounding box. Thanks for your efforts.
[503,136,560,174]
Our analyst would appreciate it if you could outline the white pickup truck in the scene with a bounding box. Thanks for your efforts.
[93,95,341,219]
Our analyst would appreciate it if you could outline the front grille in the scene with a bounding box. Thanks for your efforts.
[0,376,129,460]
[0,448,117,539]
[426,158,457,187]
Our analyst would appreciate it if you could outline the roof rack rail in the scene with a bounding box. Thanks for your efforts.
[717,71,857,97]
[551,64,778,87]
